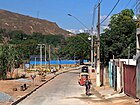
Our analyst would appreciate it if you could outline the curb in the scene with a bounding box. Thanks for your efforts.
[11,67,78,105]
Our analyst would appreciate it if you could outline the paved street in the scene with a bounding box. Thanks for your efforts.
[17,70,91,105]
[16,68,139,105]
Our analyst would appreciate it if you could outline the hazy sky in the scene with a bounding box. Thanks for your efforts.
[0,0,135,31]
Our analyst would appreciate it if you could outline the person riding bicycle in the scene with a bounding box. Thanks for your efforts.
[85,76,91,96]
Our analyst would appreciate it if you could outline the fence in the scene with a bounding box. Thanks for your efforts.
[30,60,88,65]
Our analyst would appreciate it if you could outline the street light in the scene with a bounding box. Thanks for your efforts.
[88,34,94,67]
[68,14,94,67]
[68,14,89,29]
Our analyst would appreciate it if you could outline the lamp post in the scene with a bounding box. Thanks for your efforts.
[68,14,89,29]
[68,14,94,67]
[88,33,94,67]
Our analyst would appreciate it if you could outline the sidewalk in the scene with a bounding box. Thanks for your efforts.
[89,71,139,105]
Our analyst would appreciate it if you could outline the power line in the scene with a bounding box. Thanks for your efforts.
[91,5,97,35]
[133,5,137,12]
[133,0,140,14]
[124,0,132,9]
[136,0,140,16]
[132,2,138,10]
[100,0,120,25]
[95,0,103,9]
[131,1,137,9]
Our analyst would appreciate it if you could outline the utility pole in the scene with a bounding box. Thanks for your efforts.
[38,44,43,69]
[96,0,101,87]
[35,56,36,70]
[91,5,96,68]
[91,33,94,67]
[48,45,51,70]
[44,44,47,66]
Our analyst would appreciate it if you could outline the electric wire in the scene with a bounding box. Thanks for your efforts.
[133,1,140,12]
[95,0,103,9]
[124,0,132,9]
[131,2,137,9]
[100,0,120,25]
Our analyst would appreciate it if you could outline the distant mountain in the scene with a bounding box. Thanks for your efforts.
[0,10,72,37]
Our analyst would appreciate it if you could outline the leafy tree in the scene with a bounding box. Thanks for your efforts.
[8,31,67,60]
[100,9,136,65]
[0,44,19,79]
[60,33,93,60]
[9,30,28,44]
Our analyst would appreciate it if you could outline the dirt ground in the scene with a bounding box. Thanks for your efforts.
[0,65,75,105]
[0,72,54,105]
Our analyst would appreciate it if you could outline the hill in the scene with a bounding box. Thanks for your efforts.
[0,10,71,37]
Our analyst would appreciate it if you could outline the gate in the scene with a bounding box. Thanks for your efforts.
[109,62,113,87]
[108,61,117,90]
[124,65,136,98]
[112,60,117,91]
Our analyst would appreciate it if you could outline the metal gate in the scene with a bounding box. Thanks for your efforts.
[112,60,117,91]
[108,61,117,90]
[109,62,113,87]
[124,65,136,98]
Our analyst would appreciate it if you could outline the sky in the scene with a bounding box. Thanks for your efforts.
[0,0,136,33]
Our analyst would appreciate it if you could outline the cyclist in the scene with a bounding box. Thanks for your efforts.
[85,76,91,96]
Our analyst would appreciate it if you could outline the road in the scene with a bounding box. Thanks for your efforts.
[17,69,91,105]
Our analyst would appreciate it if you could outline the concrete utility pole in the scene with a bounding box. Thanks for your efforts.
[96,0,101,87]
[35,56,36,70]
[38,44,43,68]
[48,45,51,70]
[91,5,96,68]
[44,44,47,66]
[91,31,94,67]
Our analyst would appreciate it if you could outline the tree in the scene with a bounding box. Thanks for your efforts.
[0,44,18,79]
[60,33,92,60]
[100,9,136,65]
